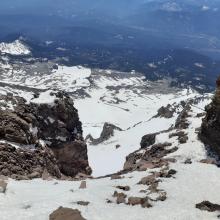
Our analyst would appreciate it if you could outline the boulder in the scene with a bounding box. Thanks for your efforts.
[111,174,123,180]
[0,179,7,193]
[116,193,127,204]
[140,133,156,149]
[128,197,152,208]
[196,201,220,212]
[128,197,143,206]
[116,185,130,191]
[76,201,90,206]
[156,104,174,118]
[156,191,167,201]
[79,181,87,189]
[138,175,158,185]
[86,122,122,145]
[179,136,188,144]
[49,207,86,220]
[200,159,217,165]
[184,158,192,164]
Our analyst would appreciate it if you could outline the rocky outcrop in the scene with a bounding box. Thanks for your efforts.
[200,77,220,157]
[175,102,191,130]
[0,179,7,193]
[0,143,61,179]
[196,201,220,212]
[128,197,152,208]
[140,133,157,149]
[155,104,174,118]
[124,142,177,172]
[49,207,86,220]
[0,92,91,178]
[85,122,122,145]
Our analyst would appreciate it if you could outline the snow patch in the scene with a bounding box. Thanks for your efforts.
[0,40,30,55]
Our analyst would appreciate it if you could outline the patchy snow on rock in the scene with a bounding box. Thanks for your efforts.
[0,64,91,92]
[0,40,30,56]
[31,90,56,105]
[75,84,203,176]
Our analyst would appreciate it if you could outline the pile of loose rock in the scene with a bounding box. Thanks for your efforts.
[0,143,61,180]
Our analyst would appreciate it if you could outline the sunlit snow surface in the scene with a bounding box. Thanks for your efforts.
[76,89,197,176]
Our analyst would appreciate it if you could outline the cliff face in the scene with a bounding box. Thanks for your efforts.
[0,92,91,179]
[200,77,220,156]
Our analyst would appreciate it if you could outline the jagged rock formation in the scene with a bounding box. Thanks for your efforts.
[155,104,174,118]
[196,201,220,212]
[200,77,220,156]
[85,122,122,145]
[124,142,176,172]
[0,92,91,179]
[140,133,157,149]
[175,102,191,130]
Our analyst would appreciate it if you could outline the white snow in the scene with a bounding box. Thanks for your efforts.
[0,40,30,55]
[0,65,91,93]
[31,90,56,105]
[76,88,203,177]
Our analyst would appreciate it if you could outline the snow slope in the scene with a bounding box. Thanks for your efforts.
[0,64,212,176]
[76,89,203,176]
[1,63,220,220]
[1,95,220,220]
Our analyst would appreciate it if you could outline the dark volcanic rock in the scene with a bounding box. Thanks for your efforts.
[196,201,220,212]
[86,122,122,145]
[175,103,191,129]
[0,92,91,178]
[49,207,86,220]
[52,141,91,177]
[116,185,130,191]
[76,201,90,206]
[200,77,220,157]
[0,143,61,179]
[140,133,156,149]
[156,104,174,118]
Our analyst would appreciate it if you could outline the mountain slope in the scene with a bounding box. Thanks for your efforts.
[1,83,220,220]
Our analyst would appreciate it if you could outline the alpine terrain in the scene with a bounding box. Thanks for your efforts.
[1,1,220,220]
